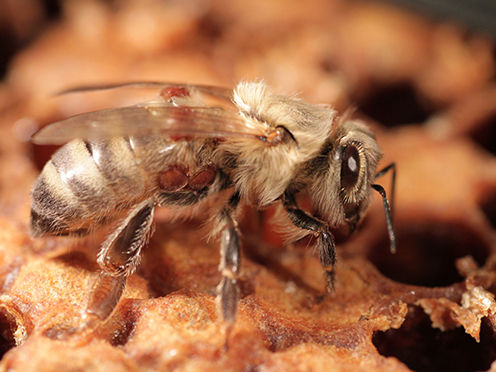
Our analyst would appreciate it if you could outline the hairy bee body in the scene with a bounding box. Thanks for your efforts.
[30,82,350,237]
[30,81,395,327]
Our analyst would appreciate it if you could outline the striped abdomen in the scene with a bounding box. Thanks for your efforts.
[30,137,152,237]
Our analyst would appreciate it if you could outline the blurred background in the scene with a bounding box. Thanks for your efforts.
[0,0,495,129]
[0,1,496,371]
[1,0,494,217]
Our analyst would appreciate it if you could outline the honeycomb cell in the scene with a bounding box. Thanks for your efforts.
[373,306,496,372]
[358,83,433,126]
[367,218,490,287]
[479,188,496,228]
[0,0,495,370]
[468,113,496,156]
[0,310,18,359]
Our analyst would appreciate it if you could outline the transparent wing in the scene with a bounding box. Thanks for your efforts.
[32,104,266,145]
[56,81,234,102]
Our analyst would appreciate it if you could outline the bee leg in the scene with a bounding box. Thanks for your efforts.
[282,191,336,291]
[83,199,155,327]
[216,192,241,340]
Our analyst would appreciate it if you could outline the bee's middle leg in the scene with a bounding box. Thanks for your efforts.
[159,186,243,335]
[84,199,155,326]
[282,191,336,291]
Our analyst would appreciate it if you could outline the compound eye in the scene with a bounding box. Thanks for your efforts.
[340,145,360,190]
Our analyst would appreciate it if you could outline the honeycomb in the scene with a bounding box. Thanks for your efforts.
[0,0,495,371]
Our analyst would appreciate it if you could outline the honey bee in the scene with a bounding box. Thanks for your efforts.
[30,81,396,328]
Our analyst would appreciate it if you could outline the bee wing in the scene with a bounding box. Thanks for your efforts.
[57,81,233,102]
[32,104,266,145]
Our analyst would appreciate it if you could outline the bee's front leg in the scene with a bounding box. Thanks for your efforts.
[282,191,336,291]
[216,191,242,328]
[84,199,155,327]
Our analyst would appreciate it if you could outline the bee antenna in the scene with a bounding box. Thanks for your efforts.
[374,162,396,215]
[371,184,396,254]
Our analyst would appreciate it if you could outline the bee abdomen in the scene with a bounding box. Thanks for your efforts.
[31,161,91,236]
[85,138,148,203]
[50,140,119,212]
[31,138,148,237]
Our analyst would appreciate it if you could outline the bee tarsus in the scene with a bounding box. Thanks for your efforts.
[86,272,127,322]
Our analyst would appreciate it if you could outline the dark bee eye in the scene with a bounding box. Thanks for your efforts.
[340,145,360,189]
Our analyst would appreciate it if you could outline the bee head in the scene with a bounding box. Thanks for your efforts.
[310,119,382,229]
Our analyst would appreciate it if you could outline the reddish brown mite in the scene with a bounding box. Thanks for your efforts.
[158,165,189,191]
[30,81,396,331]
[160,86,190,100]
[158,165,216,191]
[188,165,217,190]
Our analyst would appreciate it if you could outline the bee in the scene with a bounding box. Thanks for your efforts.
[30,81,396,328]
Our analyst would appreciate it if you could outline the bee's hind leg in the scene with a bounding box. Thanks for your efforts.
[82,199,155,329]
[215,192,242,345]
